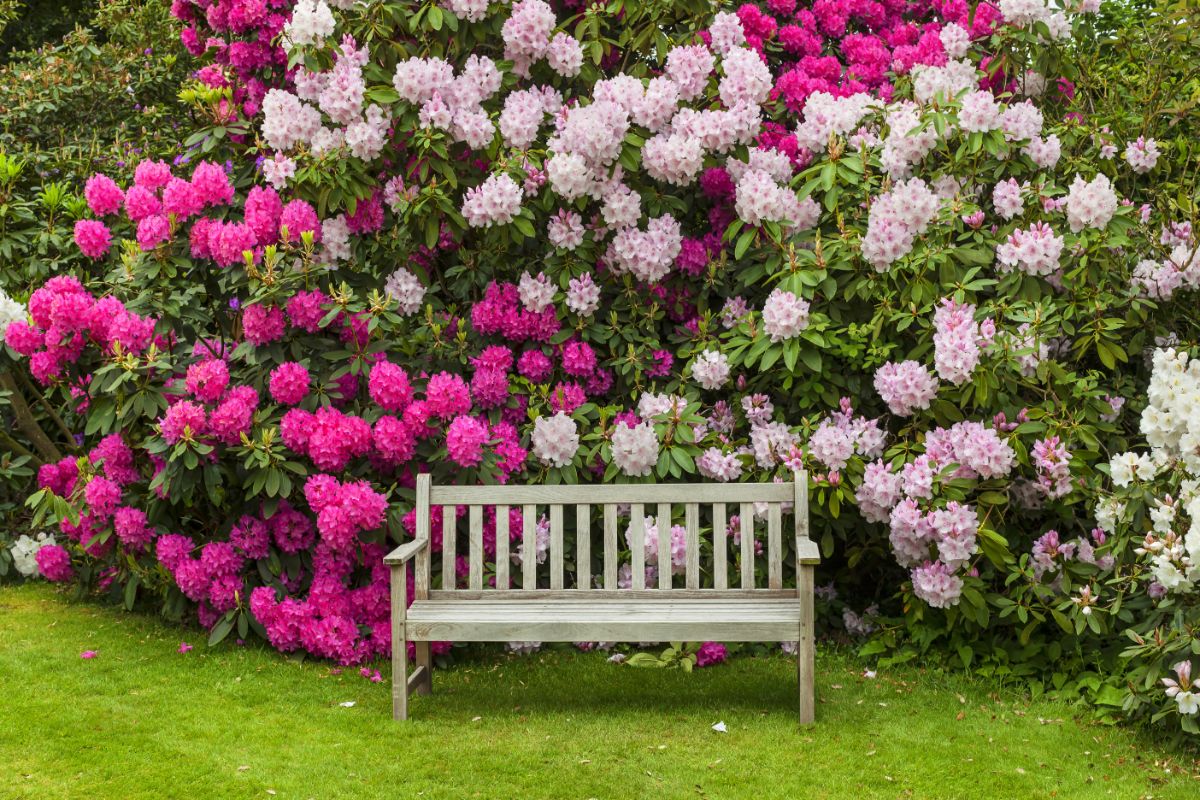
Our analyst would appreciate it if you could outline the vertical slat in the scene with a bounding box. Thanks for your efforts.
[656,502,670,590]
[469,504,483,591]
[550,504,564,589]
[768,501,782,590]
[685,502,700,590]
[603,504,618,589]
[631,503,645,590]
[740,502,754,589]
[522,504,536,590]
[798,563,816,725]
[414,474,431,600]
[576,504,591,590]
[495,505,509,590]
[390,564,408,721]
[794,469,810,543]
[442,506,456,590]
[713,502,727,590]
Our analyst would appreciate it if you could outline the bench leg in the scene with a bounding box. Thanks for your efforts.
[390,564,409,721]
[797,564,815,725]
[414,641,432,696]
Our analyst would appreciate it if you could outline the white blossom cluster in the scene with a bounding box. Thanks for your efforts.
[1105,349,1200,592]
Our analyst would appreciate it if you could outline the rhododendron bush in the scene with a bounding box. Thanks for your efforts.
[4,0,1200,730]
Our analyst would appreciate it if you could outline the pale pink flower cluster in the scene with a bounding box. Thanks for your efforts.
[750,421,800,469]
[1133,244,1200,300]
[998,0,1073,39]
[565,272,601,316]
[910,560,965,608]
[611,421,659,477]
[547,209,586,250]
[671,96,761,152]
[638,392,685,420]
[461,174,524,228]
[995,221,1064,277]
[1032,435,1073,498]
[632,77,680,131]
[444,0,488,23]
[856,460,903,523]
[992,178,1025,220]
[547,32,583,78]
[642,133,705,186]
[266,37,390,160]
[605,214,683,283]
[911,60,976,104]
[517,271,555,312]
[734,169,819,228]
[393,54,502,149]
[794,92,875,152]
[531,412,580,468]
[691,350,730,391]
[874,361,939,416]
[625,517,687,574]
[1124,136,1161,174]
[957,91,1002,133]
[1024,133,1061,169]
[664,45,714,102]
[808,401,886,472]
[697,448,744,482]
[761,288,811,342]
[501,0,558,76]
[933,298,994,386]
[261,153,296,190]
[1065,173,1119,232]
[283,0,335,50]
[500,88,554,150]
[860,178,939,271]
[999,100,1044,142]
[939,23,970,58]
[261,89,323,152]
[383,267,426,316]
[880,102,938,177]
[719,47,772,109]
[925,421,1016,480]
[708,11,745,55]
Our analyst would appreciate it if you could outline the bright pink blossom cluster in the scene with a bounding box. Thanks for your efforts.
[3,277,157,385]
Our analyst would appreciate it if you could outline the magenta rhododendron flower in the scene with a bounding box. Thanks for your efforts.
[268,362,311,406]
[695,642,727,667]
[73,220,112,259]
[36,545,74,582]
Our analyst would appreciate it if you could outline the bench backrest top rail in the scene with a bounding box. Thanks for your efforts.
[428,482,794,505]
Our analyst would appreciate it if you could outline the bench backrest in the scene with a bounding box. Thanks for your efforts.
[410,471,812,600]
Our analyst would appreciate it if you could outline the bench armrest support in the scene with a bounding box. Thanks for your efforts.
[385,538,428,565]
[795,536,820,566]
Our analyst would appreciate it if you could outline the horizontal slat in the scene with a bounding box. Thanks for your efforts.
[431,482,794,505]
[407,597,801,642]
[408,620,799,642]
[425,589,797,601]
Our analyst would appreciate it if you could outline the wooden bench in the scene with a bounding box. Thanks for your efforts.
[384,471,820,722]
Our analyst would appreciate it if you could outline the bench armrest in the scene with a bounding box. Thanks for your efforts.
[795,536,820,566]
[384,538,428,565]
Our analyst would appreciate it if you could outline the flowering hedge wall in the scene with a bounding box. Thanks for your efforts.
[2,0,1200,732]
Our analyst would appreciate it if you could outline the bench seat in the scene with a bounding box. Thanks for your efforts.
[406,596,803,642]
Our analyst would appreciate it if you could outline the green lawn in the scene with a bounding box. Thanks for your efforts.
[0,584,1196,799]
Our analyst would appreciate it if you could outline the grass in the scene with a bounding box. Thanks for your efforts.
[0,584,1197,799]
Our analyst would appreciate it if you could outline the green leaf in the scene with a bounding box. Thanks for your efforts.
[734,228,756,260]
[208,614,236,647]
